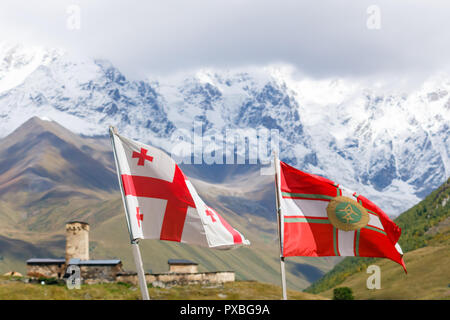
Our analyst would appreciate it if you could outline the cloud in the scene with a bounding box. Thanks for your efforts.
[1,0,450,80]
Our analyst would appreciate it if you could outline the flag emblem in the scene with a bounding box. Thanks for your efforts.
[327,196,369,231]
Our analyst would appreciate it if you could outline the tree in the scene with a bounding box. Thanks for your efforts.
[333,287,354,300]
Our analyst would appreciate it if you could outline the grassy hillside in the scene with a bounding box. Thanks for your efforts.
[320,244,450,300]
[0,276,326,300]
[306,177,450,295]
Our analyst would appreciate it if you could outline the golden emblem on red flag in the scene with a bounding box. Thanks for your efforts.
[327,196,369,231]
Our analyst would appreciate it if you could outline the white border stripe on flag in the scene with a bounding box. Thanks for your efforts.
[337,229,356,257]
[280,198,329,218]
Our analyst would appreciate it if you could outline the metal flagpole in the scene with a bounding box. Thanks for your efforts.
[131,240,150,300]
[109,126,150,301]
[273,151,287,300]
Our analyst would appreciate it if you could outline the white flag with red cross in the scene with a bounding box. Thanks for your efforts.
[111,130,250,249]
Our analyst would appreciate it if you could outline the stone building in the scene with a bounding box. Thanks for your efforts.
[67,258,123,284]
[26,221,123,283]
[27,221,235,286]
[65,221,90,262]
[168,259,198,274]
[116,259,235,286]
[26,258,66,279]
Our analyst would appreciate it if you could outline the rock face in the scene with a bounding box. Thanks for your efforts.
[0,42,449,215]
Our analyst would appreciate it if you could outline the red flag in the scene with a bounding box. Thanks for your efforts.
[276,160,406,272]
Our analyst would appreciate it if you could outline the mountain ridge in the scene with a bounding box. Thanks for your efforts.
[1,42,448,215]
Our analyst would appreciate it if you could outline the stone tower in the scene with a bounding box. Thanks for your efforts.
[65,221,89,263]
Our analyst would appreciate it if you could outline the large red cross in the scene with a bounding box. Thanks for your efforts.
[132,148,154,166]
[121,165,195,241]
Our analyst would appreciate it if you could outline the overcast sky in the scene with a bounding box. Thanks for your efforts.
[1,0,450,81]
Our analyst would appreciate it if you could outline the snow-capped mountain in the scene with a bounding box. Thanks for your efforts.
[0,42,448,215]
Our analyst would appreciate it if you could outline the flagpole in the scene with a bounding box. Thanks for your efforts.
[131,240,150,300]
[109,126,150,301]
[273,151,287,300]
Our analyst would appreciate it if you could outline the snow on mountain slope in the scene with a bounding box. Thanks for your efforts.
[0,43,62,94]
[0,42,448,216]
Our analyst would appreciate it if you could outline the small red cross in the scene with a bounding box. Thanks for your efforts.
[132,148,154,166]
[136,207,144,228]
[205,208,216,223]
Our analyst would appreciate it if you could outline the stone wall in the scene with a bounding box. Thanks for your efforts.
[27,263,234,286]
[27,263,123,284]
[27,264,65,279]
[79,264,123,284]
[169,264,198,274]
[116,271,235,286]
